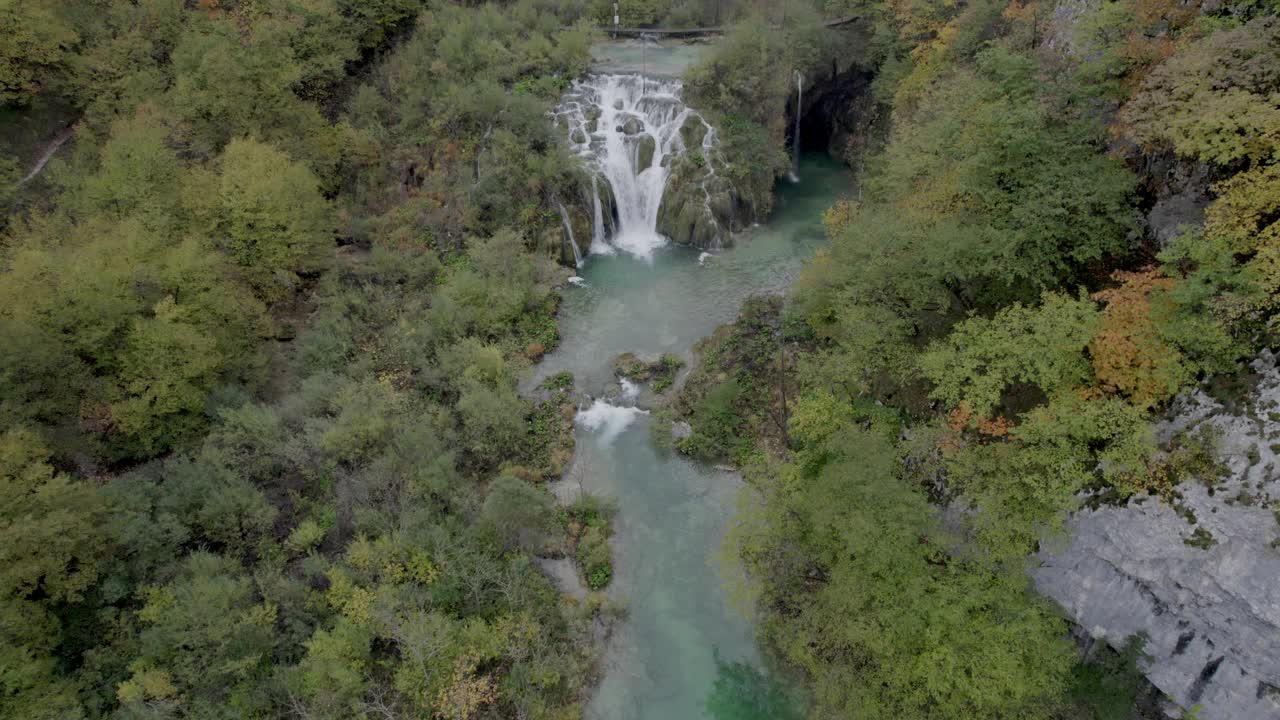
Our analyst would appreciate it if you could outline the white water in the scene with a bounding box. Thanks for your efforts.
[558,74,715,260]
[589,175,615,255]
[789,72,803,183]
[575,399,648,444]
[619,378,640,401]
[558,200,584,267]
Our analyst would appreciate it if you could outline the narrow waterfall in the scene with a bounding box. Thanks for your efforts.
[557,200,584,267]
[558,74,709,259]
[589,175,613,255]
[790,72,803,182]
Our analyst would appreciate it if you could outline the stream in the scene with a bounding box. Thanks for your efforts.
[533,41,851,720]
[536,154,850,720]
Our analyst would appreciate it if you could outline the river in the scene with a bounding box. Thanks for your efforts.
[534,153,849,720]
[533,39,851,720]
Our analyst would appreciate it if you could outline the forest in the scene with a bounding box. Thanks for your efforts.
[1,0,1277,719]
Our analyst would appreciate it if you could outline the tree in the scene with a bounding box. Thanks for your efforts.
[733,420,1076,719]
[1121,17,1280,166]
[167,14,338,171]
[0,429,106,720]
[0,429,107,603]
[121,552,277,716]
[1089,269,1189,408]
[0,0,77,106]
[75,106,184,229]
[480,476,558,553]
[920,293,1101,419]
[212,138,334,301]
[873,47,1136,291]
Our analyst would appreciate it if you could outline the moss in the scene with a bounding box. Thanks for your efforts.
[1184,527,1217,550]
[540,370,574,391]
[612,352,683,391]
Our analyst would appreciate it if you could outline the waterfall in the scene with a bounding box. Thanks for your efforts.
[589,175,614,255]
[790,72,803,183]
[557,200,584,267]
[558,74,707,260]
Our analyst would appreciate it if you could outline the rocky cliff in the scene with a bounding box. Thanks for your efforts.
[1036,352,1280,719]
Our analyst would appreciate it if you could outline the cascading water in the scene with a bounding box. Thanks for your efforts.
[558,74,714,260]
[589,175,613,255]
[789,72,803,182]
[557,200,584,267]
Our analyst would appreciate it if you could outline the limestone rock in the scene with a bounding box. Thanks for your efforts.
[636,135,656,173]
[617,115,643,135]
[1035,351,1280,720]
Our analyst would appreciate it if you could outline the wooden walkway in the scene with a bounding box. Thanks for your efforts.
[606,16,858,39]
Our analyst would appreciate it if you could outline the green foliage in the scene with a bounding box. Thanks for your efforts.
[0,429,108,617]
[921,293,1100,418]
[872,47,1137,291]
[684,6,834,217]
[946,395,1155,558]
[121,552,278,715]
[0,0,77,106]
[1122,17,1280,166]
[0,4,598,718]
[481,476,560,553]
[0,217,267,457]
[211,138,335,301]
[1069,636,1150,720]
[733,423,1076,719]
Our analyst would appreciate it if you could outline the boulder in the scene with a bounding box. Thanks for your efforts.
[671,421,693,440]
[679,115,708,150]
[636,135,656,173]
[617,115,644,135]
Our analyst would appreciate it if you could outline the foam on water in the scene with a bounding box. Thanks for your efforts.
[575,399,648,444]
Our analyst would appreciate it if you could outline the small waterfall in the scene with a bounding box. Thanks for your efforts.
[790,72,803,183]
[589,175,614,255]
[576,398,648,444]
[558,74,710,259]
[557,200,584,267]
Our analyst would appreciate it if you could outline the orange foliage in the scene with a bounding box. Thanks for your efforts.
[1117,0,1203,91]
[946,403,1012,437]
[1088,268,1184,408]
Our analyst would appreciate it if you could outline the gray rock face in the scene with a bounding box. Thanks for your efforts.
[1035,351,1280,720]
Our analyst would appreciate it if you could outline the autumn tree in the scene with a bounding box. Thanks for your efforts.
[1089,268,1189,408]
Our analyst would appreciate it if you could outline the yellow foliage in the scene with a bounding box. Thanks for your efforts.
[408,550,440,585]
[117,664,179,705]
[433,654,498,720]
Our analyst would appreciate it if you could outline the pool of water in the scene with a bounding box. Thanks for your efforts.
[590,39,714,78]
